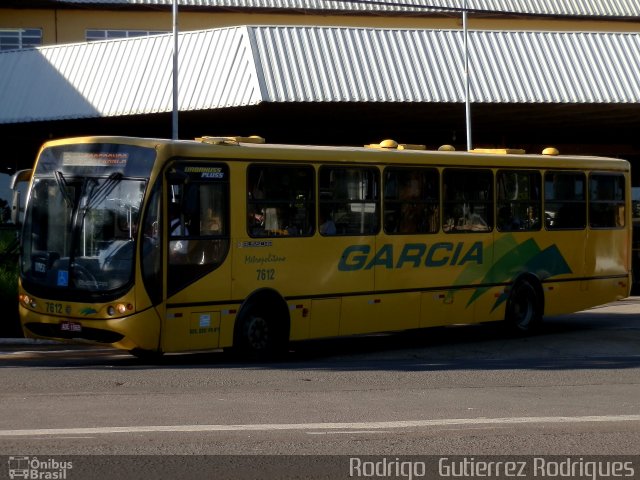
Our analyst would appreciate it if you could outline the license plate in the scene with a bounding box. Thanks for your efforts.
[60,321,82,333]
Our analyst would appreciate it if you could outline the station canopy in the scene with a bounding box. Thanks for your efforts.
[1,25,640,125]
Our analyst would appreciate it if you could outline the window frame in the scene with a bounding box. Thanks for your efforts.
[0,28,42,51]
[318,165,380,236]
[496,169,542,232]
[383,166,439,235]
[544,171,587,230]
[85,29,167,42]
[246,164,315,238]
[588,172,626,229]
[442,168,493,233]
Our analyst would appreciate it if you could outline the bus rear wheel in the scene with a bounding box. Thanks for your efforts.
[506,279,542,333]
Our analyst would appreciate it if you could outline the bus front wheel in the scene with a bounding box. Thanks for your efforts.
[506,279,542,333]
[235,307,287,360]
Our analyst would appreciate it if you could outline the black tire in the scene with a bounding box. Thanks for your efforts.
[505,279,542,333]
[235,306,287,360]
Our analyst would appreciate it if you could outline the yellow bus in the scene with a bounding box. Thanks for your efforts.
[16,136,632,358]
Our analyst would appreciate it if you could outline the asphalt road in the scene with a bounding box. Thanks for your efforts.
[0,298,639,479]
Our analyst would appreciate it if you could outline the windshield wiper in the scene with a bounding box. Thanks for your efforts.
[75,172,124,223]
[77,177,99,218]
[87,172,123,210]
[53,170,75,208]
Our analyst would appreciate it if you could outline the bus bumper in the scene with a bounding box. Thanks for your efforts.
[20,305,161,352]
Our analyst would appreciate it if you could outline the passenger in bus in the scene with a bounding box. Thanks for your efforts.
[460,203,489,231]
[398,203,421,233]
[319,209,336,235]
[202,208,222,234]
[398,172,423,233]
[498,205,523,231]
[249,208,264,225]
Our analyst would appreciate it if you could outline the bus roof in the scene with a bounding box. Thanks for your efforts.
[39,135,630,172]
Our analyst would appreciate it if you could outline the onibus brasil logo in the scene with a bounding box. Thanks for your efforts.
[7,456,73,479]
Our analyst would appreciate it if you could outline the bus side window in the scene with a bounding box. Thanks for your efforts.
[383,167,439,234]
[443,168,493,233]
[589,173,625,229]
[545,172,586,230]
[247,165,315,238]
[318,166,380,235]
[496,170,541,232]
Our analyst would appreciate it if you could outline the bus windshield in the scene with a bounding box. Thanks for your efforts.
[21,143,156,297]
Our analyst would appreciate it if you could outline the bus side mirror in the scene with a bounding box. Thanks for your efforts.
[10,169,31,227]
[11,190,20,225]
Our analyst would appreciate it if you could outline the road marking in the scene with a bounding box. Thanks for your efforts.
[306,430,391,435]
[1,415,639,437]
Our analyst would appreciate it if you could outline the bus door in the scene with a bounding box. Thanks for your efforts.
[160,162,231,353]
[583,173,628,304]
[543,171,589,312]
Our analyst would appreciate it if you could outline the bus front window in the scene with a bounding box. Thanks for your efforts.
[22,175,146,294]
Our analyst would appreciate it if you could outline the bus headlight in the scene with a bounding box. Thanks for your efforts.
[106,304,133,316]
[19,294,36,309]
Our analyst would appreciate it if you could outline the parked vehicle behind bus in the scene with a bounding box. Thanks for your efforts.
[632,188,640,294]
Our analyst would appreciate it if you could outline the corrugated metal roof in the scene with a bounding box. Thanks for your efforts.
[253,27,640,103]
[1,26,640,124]
[44,0,640,18]
[0,27,263,123]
